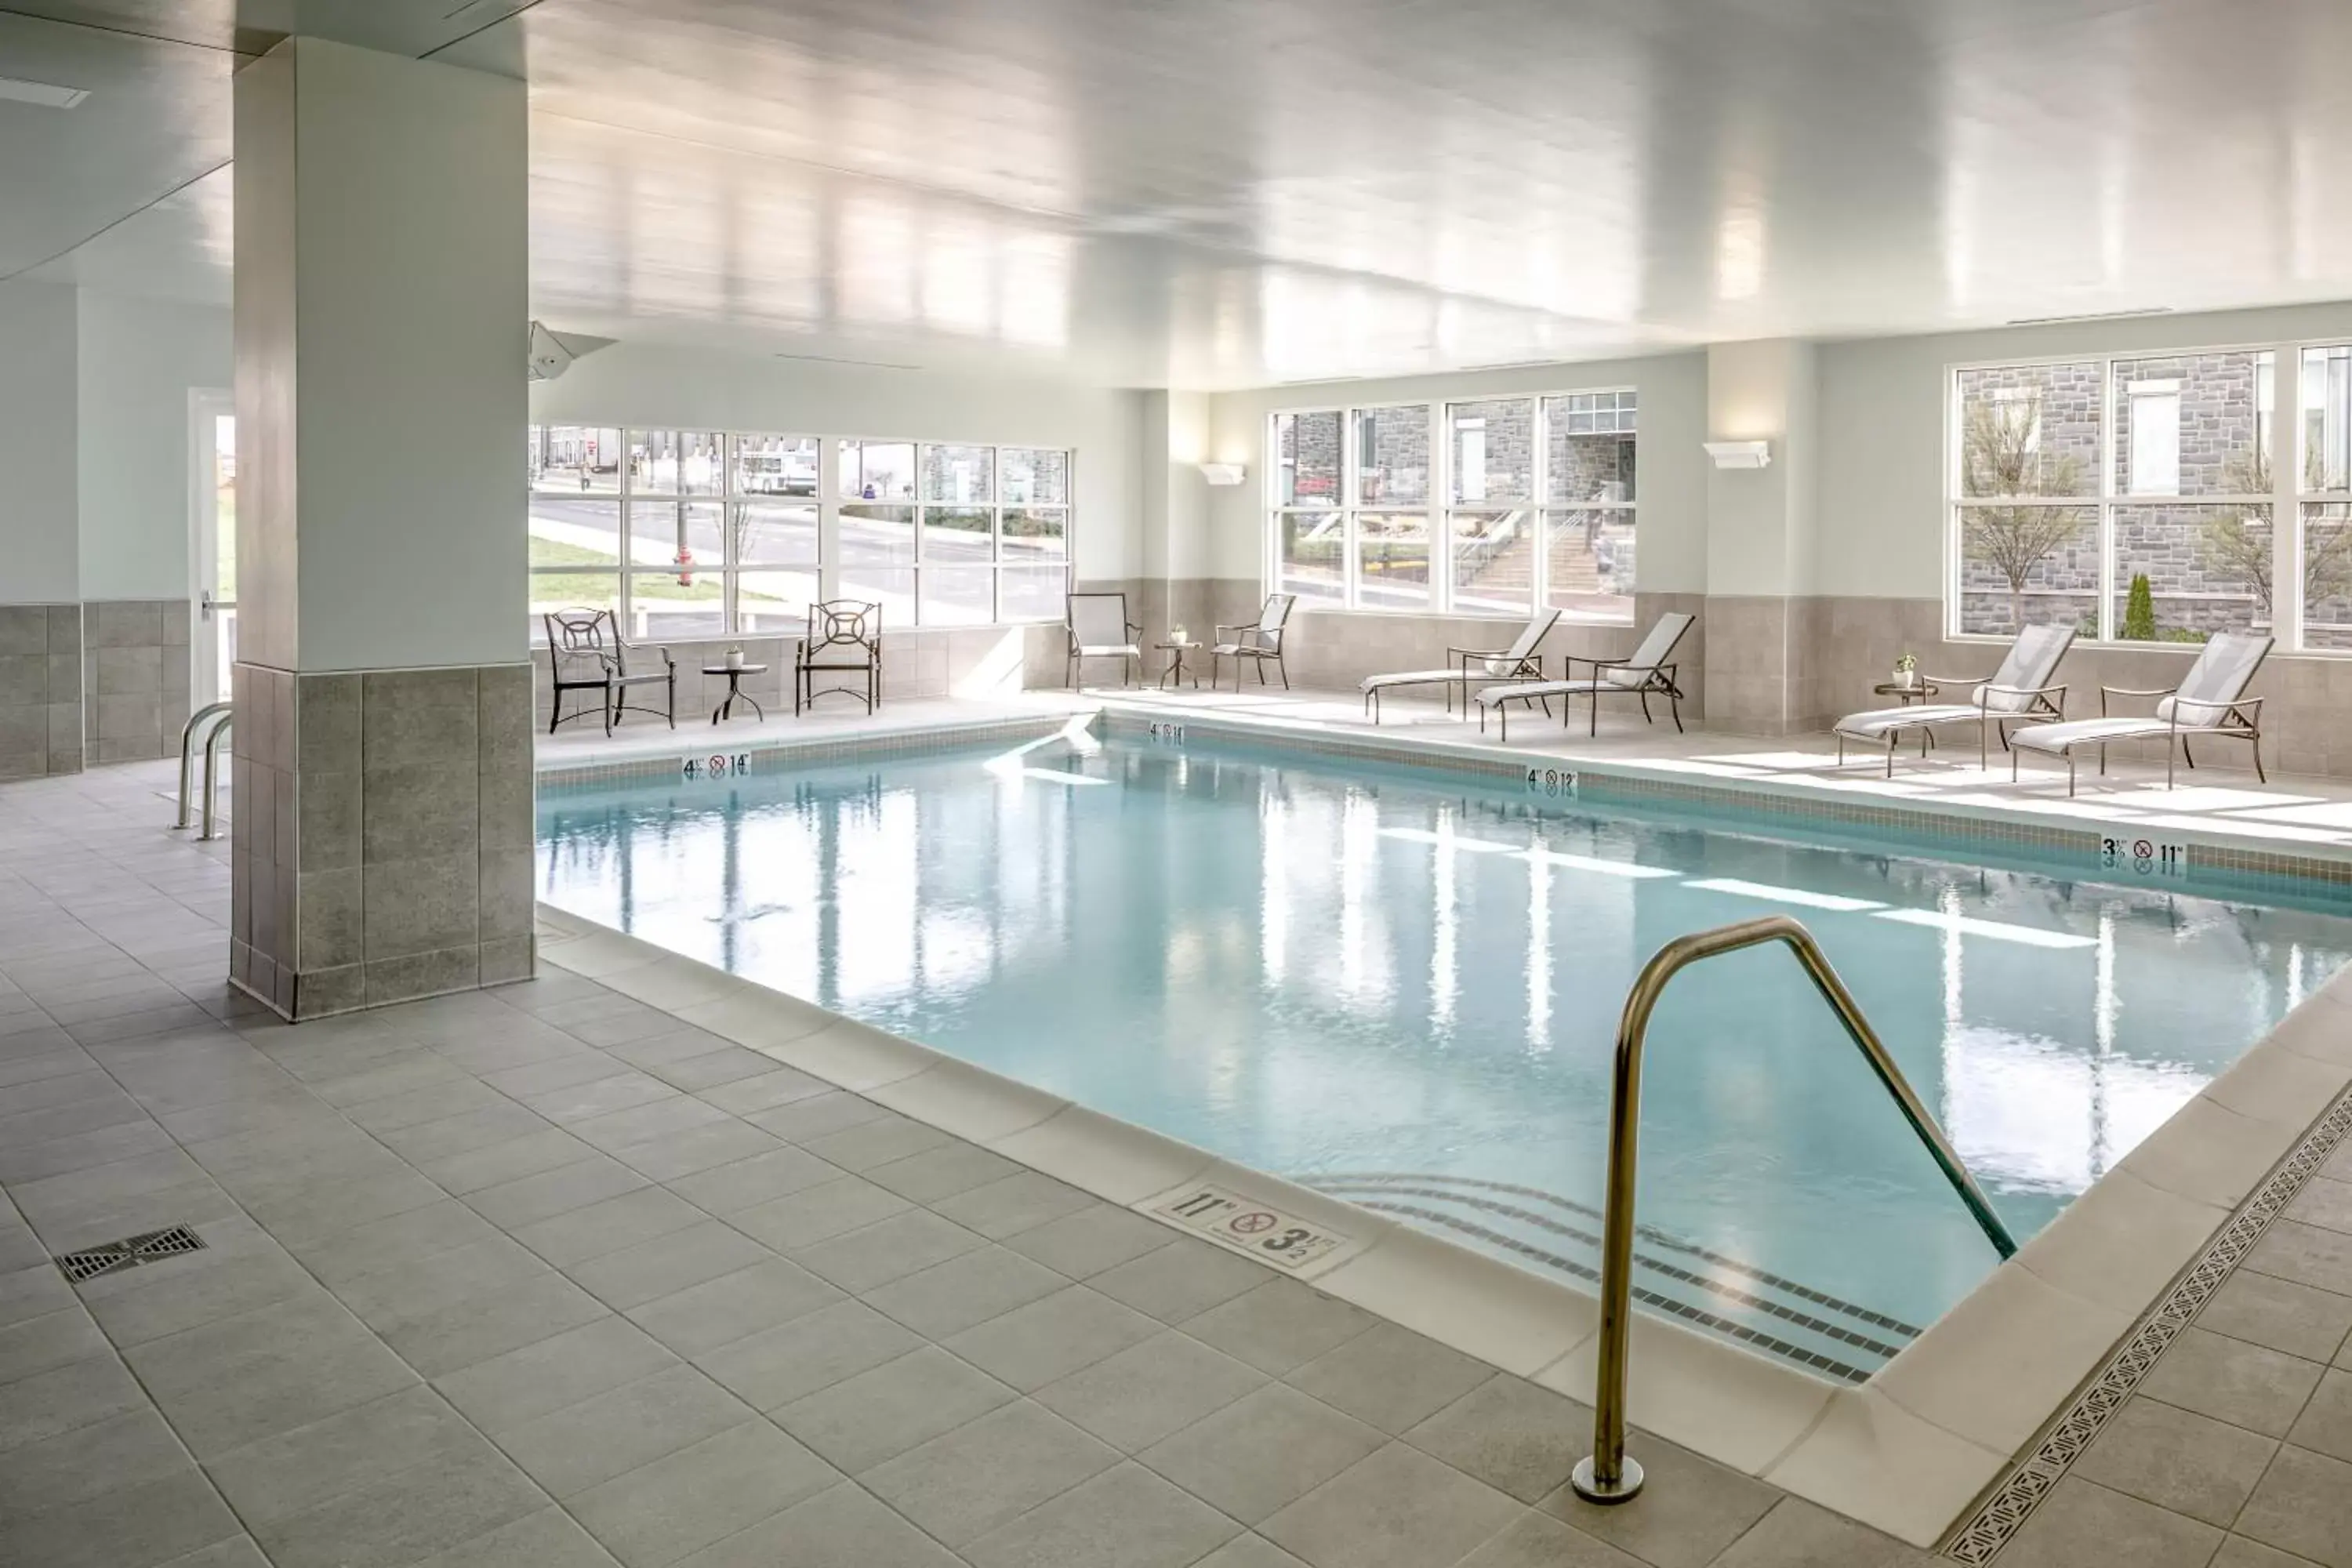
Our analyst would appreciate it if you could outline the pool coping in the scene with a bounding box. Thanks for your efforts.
[1086,697,2352,888]
[528,709,2352,1549]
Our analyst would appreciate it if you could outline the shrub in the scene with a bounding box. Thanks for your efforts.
[2121,573,2157,641]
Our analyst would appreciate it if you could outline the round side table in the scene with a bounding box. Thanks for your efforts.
[703,663,768,724]
[1872,681,1940,706]
[1156,641,1202,690]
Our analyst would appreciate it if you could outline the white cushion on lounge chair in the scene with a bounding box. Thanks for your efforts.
[1603,613,1693,687]
[1472,678,1583,706]
[1471,611,1694,707]
[1975,622,2074,714]
[1833,703,1991,740]
[2155,630,2270,724]
[2012,631,2273,756]
[1363,668,1472,692]
[1076,642,1141,659]
[2009,716,2172,757]
[1361,608,1559,694]
[1831,622,2075,745]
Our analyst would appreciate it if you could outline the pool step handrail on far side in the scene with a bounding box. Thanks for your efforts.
[176,702,232,832]
[1572,914,2018,1508]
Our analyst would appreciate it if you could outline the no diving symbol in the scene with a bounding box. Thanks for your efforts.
[709,755,728,777]
[2132,838,2155,860]
[1229,1211,1277,1235]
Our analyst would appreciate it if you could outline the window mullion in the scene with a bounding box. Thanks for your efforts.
[1432,402,1450,614]
[818,436,840,605]
[1342,409,1359,611]
[2097,358,2116,642]
[2274,342,2303,652]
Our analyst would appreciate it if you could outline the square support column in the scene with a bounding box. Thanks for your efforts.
[230,38,531,1018]
[1703,339,1822,735]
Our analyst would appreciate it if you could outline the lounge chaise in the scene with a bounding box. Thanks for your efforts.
[2007,630,2272,795]
[1472,612,1695,742]
[1359,607,1560,723]
[1211,593,1298,691]
[1832,623,2074,777]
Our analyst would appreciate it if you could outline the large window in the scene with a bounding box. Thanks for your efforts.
[1950,344,2352,648]
[1271,389,1636,621]
[529,427,1070,640]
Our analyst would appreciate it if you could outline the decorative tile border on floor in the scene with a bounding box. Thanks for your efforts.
[535,712,1079,791]
[1093,703,2352,893]
[1940,1079,2352,1563]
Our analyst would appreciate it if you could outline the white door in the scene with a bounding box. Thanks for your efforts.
[191,392,235,706]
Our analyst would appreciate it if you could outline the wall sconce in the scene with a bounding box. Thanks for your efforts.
[1703,440,1772,470]
[1197,462,1248,486]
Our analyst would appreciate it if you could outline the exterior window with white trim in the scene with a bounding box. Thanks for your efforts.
[1948,347,2313,645]
[2302,345,2352,648]
[528,428,1070,638]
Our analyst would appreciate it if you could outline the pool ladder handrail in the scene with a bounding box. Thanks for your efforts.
[1572,913,2018,1508]
[176,702,234,840]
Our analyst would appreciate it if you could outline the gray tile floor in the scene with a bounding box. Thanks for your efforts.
[0,758,2343,1567]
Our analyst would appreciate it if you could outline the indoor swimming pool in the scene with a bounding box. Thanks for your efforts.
[536,728,2352,1380]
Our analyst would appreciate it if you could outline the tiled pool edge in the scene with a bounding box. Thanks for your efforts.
[528,902,1986,1544]
[1091,700,2352,890]
[1938,994,2352,1562]
[535,711,1081,791]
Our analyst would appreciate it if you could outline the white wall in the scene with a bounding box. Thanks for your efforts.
[0,281,80,604]
[532,343,1148,583]
[278,38,528,673]
[1817,299,2352,601]
[1202,350,1710,599]
[1705,339,1817,597]
[76,292,231,601]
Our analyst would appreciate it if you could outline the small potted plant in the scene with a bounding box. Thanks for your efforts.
[724,643,746,670]
[1170,623,1188,645]
[1892,651,1918,689]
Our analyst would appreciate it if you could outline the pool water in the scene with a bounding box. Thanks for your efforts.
[537,730,2352,1379]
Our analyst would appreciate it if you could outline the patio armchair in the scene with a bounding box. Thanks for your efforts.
[797,601,882,714]
[1360,607,1560,723]
[1831,622,2074,777]
[2007,630,2271,795]
[1066,592,1143,688]
[543,608,675,736]
[1212,593,1298,691]
[1472,612,1695,742]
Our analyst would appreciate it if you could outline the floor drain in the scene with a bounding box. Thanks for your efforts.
[54,1224,207,1283]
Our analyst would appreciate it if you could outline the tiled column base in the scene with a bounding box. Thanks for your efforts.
[0,603,84,779]
[231,660,534,1019]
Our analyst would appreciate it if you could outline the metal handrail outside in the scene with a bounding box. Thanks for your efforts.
[176,702,233,829]
[1571,914,2018,1506]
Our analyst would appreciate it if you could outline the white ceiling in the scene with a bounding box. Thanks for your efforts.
[8,0,2352,387]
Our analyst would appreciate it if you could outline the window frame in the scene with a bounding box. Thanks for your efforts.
[529,428,1073,641]
[1265,384,1639,624]
[1945,342,2311,648]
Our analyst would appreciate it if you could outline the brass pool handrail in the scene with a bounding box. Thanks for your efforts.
[1571,914,2019,1507]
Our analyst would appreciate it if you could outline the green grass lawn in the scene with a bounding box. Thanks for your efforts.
[528,535,725,604]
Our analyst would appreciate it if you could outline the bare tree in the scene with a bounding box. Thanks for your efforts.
[1961,395,2084,629]
[2198,443,2348,622]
